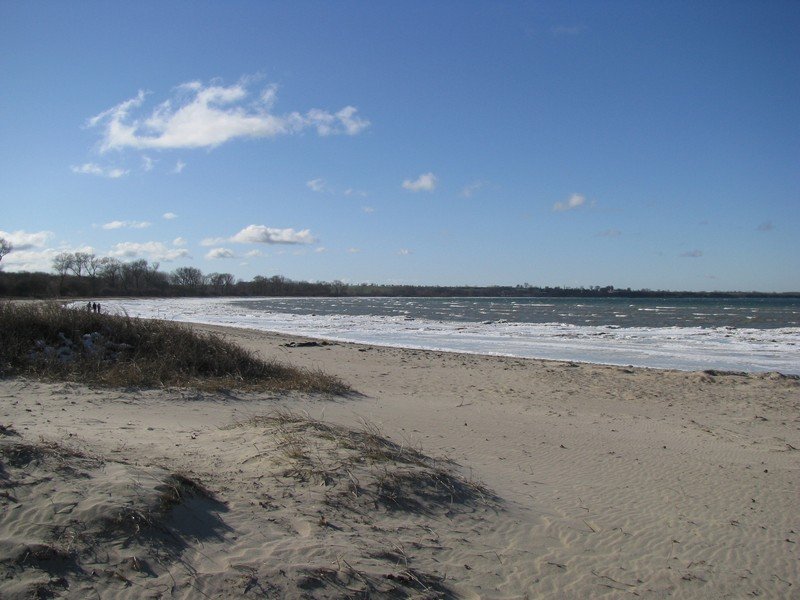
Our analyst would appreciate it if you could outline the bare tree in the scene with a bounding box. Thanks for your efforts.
[170,266,206,291]
[98,257,122,288]
[52,252,75,293]
[52,252,73,275]
[208,272,235,295]
[71,252,92,277]
[0,238,12,266]
[122,259,150,292]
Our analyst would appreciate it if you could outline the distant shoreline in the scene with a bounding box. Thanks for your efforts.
[1,268,798,299]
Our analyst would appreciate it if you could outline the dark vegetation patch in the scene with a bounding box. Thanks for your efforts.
[0,301,349,393]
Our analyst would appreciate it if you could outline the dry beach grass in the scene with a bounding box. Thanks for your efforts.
[0,301,348,394]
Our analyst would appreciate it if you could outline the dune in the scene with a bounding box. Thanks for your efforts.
[1,324,798,598]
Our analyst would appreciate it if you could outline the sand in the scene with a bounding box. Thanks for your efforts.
[1,324,798,598]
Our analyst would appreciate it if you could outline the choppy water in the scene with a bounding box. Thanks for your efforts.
[231,296,800,329]
[99,297,800,374]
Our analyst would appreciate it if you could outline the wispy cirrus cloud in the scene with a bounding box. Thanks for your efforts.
[307,179,367,197]
[460,181,484,198]
[87,79,370,153]
[307,178,328,193]
[402,172,437,192]
[71,162,128,178]
[553,193,586,212]
[205,247,236,260]
[100,220,151,230]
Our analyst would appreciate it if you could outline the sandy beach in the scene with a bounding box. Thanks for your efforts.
[2,324,798,598]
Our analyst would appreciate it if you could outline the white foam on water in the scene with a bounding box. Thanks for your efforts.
[83,298,800,375]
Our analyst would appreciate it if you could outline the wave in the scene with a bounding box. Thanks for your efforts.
[78,298,800,375]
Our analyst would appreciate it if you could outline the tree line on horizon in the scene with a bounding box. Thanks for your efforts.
[0,246,796,299]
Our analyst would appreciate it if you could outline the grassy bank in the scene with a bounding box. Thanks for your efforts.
[0,301,348,393]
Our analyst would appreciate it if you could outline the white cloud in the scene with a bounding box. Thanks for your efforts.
[142,156,154,171]
[0,230,54,250]
[398,249,413,256]
[109,241,190,262]
[205,247,236,260]
[71,163,128,178]
[163,212,178,220]
[101,220,151,230]
[244,249,263,258]
[230,224,316,245]
[172,237,187,246]
[402,172,437,192]
[344,188,368,197]
[1,243,89,273]
[87,79,370,152]
[307,178,327,192]
[2,248,60,272]
[173,160,186,174]
[361,206,375,214]
[314,247,327,253]
[460,181,484,198]
[333,106,370,136]
[347,247,361,254]
[552,193,586,212]
[680,249,703,258]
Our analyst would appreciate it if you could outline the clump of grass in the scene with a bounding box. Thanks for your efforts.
[155,473,215,512]
[242,411,499,516]
[0,301,349,393]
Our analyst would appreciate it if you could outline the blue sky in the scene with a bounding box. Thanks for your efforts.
[1,1,798,291]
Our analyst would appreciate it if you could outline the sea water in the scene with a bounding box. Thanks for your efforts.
[100,296,800,374]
